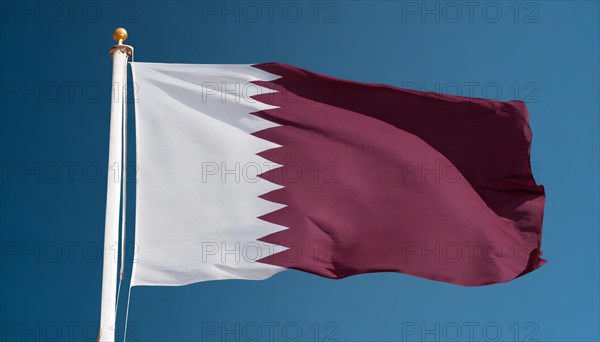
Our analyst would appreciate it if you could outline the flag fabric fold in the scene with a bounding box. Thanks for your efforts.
[131,62,545,287]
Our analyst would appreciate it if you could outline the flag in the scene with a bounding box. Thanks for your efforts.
[130,62,545,287]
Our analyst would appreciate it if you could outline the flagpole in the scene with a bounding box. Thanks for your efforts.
[99,28,133,342]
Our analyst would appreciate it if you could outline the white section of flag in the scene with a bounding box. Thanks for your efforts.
[130,63,287,286]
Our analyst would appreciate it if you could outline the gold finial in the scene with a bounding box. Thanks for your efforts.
[109,27,133,58]
[113,28,128,45]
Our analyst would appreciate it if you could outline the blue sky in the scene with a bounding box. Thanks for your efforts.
[1,1,598,341]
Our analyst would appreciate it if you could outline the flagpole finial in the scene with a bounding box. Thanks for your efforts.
[113,28,128,45]
[109,28,133,58]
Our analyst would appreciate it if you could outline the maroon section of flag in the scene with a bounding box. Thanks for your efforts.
[250,63,545,286]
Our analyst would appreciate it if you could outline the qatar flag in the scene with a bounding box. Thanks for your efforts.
[130,62,545,287]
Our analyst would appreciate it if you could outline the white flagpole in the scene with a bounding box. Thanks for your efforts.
[99,28,133,342]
